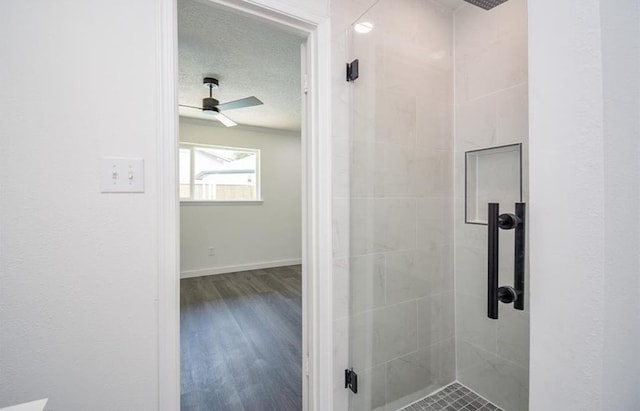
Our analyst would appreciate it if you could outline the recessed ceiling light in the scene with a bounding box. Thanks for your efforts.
[354,21,373,34]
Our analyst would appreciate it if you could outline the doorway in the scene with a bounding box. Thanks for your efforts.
[177,1,306,410]
[157,1,333,411]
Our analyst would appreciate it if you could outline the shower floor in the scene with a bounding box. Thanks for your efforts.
[399,382,503,411]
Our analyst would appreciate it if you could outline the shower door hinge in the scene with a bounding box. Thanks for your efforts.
[345,368,358,393]
[303,74,308,95]
[346,59,359,82]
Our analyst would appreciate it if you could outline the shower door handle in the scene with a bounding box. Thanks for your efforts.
[513,203,526,310]
[487,203,500,319]
[487,203,525,319]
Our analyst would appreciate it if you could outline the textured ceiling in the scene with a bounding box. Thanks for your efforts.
[178,0,304,131]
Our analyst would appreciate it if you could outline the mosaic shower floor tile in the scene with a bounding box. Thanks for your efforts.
[399,382,503,411]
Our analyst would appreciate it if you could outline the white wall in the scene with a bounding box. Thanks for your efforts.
[0,0,159,409]
[599,0,640,409]
[0,0,327,409]
[179,118,301,277]
[529,1,640,410]
[0,0,331,409]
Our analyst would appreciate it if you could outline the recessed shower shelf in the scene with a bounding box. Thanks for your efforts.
[465,144,522,225]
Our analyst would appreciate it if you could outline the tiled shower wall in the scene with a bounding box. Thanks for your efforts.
[453,1,529,410]
[332,0,530,410]
[334,1,457,410]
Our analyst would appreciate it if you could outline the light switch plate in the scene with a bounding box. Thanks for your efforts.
[101,157,144,193]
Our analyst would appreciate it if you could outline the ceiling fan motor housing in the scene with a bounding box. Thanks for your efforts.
[203,77,219,88]
[202,97,220,113]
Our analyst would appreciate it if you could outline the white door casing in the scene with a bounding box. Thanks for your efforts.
[155,1,333,410]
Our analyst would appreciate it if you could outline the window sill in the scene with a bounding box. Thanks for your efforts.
[180,200,264,206]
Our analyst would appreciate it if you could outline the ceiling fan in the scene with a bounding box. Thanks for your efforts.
[179,77,263,127]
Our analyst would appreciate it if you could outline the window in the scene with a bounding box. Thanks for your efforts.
[179,143,261,202]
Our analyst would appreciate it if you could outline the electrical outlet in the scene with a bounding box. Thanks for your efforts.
[208,247,215,256]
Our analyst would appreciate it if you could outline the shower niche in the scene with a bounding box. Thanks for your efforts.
[465,144,522,225]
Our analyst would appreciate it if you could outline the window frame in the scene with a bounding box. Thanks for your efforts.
[179,142,262,204]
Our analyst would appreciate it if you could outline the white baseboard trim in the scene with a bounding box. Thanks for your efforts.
[180,258,302,279]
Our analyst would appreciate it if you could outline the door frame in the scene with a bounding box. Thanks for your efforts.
[154,1,334,410]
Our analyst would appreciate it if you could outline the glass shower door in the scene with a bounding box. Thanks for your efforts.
[347,1,456,410]
[346,0,530,410]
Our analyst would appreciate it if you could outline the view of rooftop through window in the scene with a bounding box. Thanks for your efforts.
[180,144,260,201]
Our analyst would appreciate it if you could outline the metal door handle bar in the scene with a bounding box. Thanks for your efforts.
[514,203,526,310]
[487,202,526,319]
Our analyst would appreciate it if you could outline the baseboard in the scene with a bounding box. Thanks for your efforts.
[180,258,302,279]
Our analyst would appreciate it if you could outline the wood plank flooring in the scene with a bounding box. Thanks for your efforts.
[180,265,302,411]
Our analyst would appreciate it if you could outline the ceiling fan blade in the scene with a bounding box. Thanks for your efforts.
[216,112,237,127]
[179,105,230,126]
[178,104,203,110]
[217,96,263,111]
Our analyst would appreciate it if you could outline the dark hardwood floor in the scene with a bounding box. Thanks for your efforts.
[180,265,302,411]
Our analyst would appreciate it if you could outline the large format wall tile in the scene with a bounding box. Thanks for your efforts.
[350,198,417,256]
[452,205,487,247]
[454,245,486,298]
[383,144,419,197]
[416,91,453,151]
[333,197,350,259]
[349,254,386,315]
[455,226,515,295]
[412,149,453,197]
[338,0,528,410]
[333,317,349,382]
[374,87,417,146]
[456,293,498,354]
[420,246,455,294]
[417,198,454,248]
[352,142,450,199]
[333,258,350,320]
[333,381,350,411]
[385,338,456,411]
[331,1,384,411]
[386,248,452,299]
[497,306,530,369]
[496,83,529,145]
[454,1,529,409]
[457,340,529,411]
[344,0,455,410]
[385,246,454,306]
[455,94,498,150]
[454,0,528,103]
[350,364,386,411]
[332,136,351,199]
[350,140,384,198]
[385,250,431,304]
[418,292,455,348]
[350,301,418,370]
